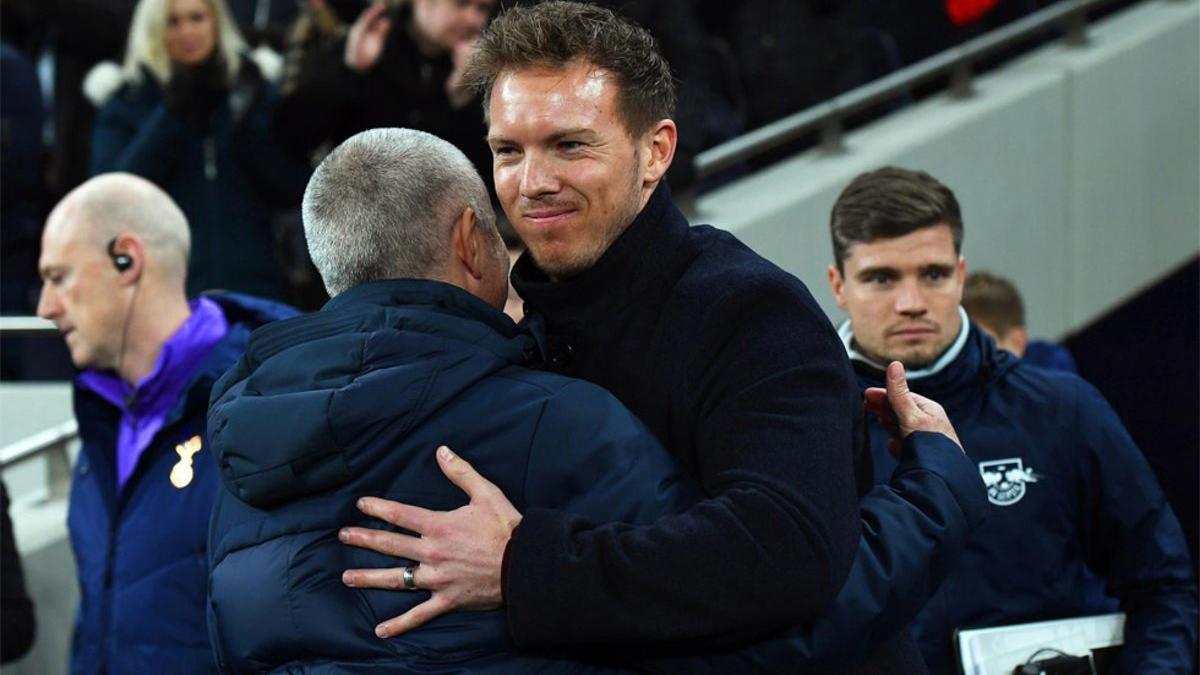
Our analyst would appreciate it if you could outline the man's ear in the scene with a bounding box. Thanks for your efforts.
[1006,326,1029,358]
[827,264,847,310]
[451,207,485,280]
[642,119,677,185]
[110,233,146,286]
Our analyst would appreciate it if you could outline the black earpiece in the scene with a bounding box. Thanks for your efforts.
[107,237,133,272]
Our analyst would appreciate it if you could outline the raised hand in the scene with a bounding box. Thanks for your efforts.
[864,361,963,457]
[345,2,392,74]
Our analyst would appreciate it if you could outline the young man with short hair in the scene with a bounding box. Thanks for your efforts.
[826,166,1197,674]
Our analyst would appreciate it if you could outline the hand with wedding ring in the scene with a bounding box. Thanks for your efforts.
[401,564,419,590]
[339,446,522,638]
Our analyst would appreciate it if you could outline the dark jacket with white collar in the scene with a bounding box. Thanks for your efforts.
[852,319,1198,674]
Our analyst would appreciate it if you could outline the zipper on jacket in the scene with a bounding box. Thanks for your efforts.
[204,137,218,180]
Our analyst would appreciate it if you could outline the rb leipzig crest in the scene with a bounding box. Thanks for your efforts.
[978,457,1039,506]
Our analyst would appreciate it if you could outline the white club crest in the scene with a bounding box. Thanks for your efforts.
[978,458,1039,506]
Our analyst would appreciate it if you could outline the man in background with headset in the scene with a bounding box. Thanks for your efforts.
[35,172,295,674]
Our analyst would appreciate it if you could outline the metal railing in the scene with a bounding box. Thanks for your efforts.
[694,0,1146,181]
[0,316,57,336]
[0,420,78,499]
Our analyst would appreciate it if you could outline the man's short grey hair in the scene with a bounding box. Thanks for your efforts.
[303,128,498,297]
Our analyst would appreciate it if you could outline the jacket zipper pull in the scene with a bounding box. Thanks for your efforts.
[204,137,217,180]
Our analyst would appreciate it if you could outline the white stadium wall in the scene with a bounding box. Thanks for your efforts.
[696,0,1200,339]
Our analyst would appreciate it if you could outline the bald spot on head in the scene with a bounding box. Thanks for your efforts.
[47,173,191,285]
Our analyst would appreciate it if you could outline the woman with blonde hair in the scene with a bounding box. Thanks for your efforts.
[87,0,309,299]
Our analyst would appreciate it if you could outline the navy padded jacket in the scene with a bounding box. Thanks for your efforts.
[68,293,296,675]
[858,322,1198,674]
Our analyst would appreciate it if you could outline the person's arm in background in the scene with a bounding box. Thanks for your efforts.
[1075,379,1197,674]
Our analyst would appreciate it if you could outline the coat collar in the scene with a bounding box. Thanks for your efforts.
[247,279,536,368]
[839,307,973,381]
[847,312,1019,406]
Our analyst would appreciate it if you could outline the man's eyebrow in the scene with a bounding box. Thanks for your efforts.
[546,128,596,142]
[487,128,596,146]
[854,265,899,280]
[38,264,63,279]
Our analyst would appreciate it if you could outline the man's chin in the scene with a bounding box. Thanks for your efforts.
[66,345,104,371]
[870,348,937,371]
[528,249,600,282]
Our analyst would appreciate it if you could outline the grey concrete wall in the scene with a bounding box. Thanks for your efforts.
[696,0,1200,339]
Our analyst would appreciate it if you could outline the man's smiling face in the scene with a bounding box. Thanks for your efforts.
[487,60,649,280]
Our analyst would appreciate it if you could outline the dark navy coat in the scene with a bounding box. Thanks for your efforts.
[90,60,310,299]
[856,321,1198,674]
[68,294,296,675]
[205,280,699,674]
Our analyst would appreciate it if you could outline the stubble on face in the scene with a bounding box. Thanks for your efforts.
[525,147,643,280]
[832,225,965,370]
[488,62,651,281]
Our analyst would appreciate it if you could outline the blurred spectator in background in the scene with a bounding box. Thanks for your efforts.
[1,42,45,315]
[86,0,310,300]
[1,480,36,665]
[36,173,295,675]
[963,270,1079,372]
[274,0,494,184]
[280,0,364,97]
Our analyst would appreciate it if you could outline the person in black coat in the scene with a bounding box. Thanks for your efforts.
[339,4,985,672]
[88,0,310,299]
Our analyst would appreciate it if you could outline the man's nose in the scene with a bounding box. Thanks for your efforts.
[519,153,559,198]
[895,279,927,317]
[36,286,60,320]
